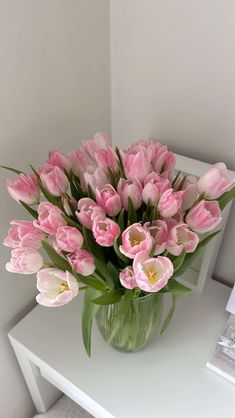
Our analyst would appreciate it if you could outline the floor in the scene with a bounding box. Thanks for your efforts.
[33,395,93,418]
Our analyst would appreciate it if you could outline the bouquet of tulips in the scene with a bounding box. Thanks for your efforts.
[2,132,235,355]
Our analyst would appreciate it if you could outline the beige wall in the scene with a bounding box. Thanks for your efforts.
[0,1,110,417]
[111,0,235,284]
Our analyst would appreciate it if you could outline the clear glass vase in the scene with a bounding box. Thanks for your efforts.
[96,293,164,352]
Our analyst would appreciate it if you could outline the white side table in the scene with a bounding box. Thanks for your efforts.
[8,279,235,418]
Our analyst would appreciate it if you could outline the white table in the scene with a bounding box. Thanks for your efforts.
[8,279,235,418]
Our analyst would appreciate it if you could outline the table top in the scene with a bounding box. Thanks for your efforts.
[9,279,235,418]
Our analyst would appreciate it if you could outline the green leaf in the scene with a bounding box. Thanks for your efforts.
[167,279,191,295]
[150,206,158,221]
[82,227,105,261]
[173,230,221,278]
[82,288,101,357]
[219,186,235,211]
[76,274,108,292]
[113,237,129,264]
[41,241,72,272]
[87,184,95,200]
[117,208,125,232]
[113,289,133,318]
[94,258,114,289]
[62,214,82,230]
[172,251,186,274]
[30,165,61,207]
[0,165,25,175]
[115,146,125,178]
[149,243,156,257]
[160,294,176,334]
[128,197,137,223]
[19,200,38,219]
[107,261,121,287]
[171,170,181,187]
[177,175,186,190]
[92,288,122,305]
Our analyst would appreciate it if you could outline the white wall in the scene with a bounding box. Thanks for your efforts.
[111,0,235,284]
[0,1,110,417]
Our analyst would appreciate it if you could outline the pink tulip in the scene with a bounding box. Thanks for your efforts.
[95,146,119,173]
[185,200,222,233]
[119,223,153,259]
[67,249,96,276]
[142,172,171,206]
[40,165,69,196]
[69,149,92,178]
[158,188,184,218]
[122,146,152,183]
[119,266,137,289]
[166,223,199,256]
[55,226,84,252]
[82,132,110,161]
[76,198,106,229]
[152,143,176,175]
[36,268,79,307]
[7,173,40,205]
[96,184,122,217]
[34,202,66,234]
[144,220,168,255]
[46,149,72,172]
[6,247,44,274]
[117,178,142,210]
[181,176,198,210]
[133,252,173,292]
[92,218,120,247]
[4,220,44,249]
[84,167,109,193]
[198,163,235,199]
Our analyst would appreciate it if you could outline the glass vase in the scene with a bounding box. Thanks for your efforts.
[96,293,163,352]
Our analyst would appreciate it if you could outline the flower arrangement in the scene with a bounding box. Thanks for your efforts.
[2,132,235,355]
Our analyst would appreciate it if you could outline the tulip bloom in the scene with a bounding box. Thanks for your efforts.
[4,220,44,249]
[142,172,171,206]
[181,176,198,210]
[95,146,119,173]
[96,184,122,217]
[36,268,79,307]
[117,178,142,210]
[186,200,222,233]
[167,223,199,256]
[92,218,120,247]
[158,188,184,218]
[56,226,84,252]
[34,202,66,234]
[133,252,173,292]
[119,266,137,289]
[119,223,153,259]
[6,248,44,274]
[122,146,152,183]
[7,174,40,205]
[84,167,109,193]
[46,149,72,172]
[198,163,235,199]
[144,220,168,255]
[40,165,69,196]
[151,143,176,175]
[68,249,96,276]
[76,198,106,229]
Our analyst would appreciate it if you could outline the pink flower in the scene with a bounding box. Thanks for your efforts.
[166,223,199,256]
[76,198,106,229]
[198,163,235,199]
[95,146,119,173]
[82,132,110,161]
[40,165,69,196]
[151,143,176,175]
[33,202,66,234]
[181,176,198,210]
[122,146,152,183]
[4,220,44,249]
[185,200,222,233]
[55,226,84,252]
[7,173,40,205]
[67,249,95,276]
[84,167,109,193]
[92,218,120,247]
[61,196,77,216]
[133,252,173,292]
[69,149,92,178]
[96,184,122,217]
[142,172,171,206]
[158,188,184,218]
[46,149,72,172]
[6,248,44,274]
[117,178,142,210]
[119,266,137,289]
[36,268,79,307]
[119,223,153,259]
[144,220,168,255]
